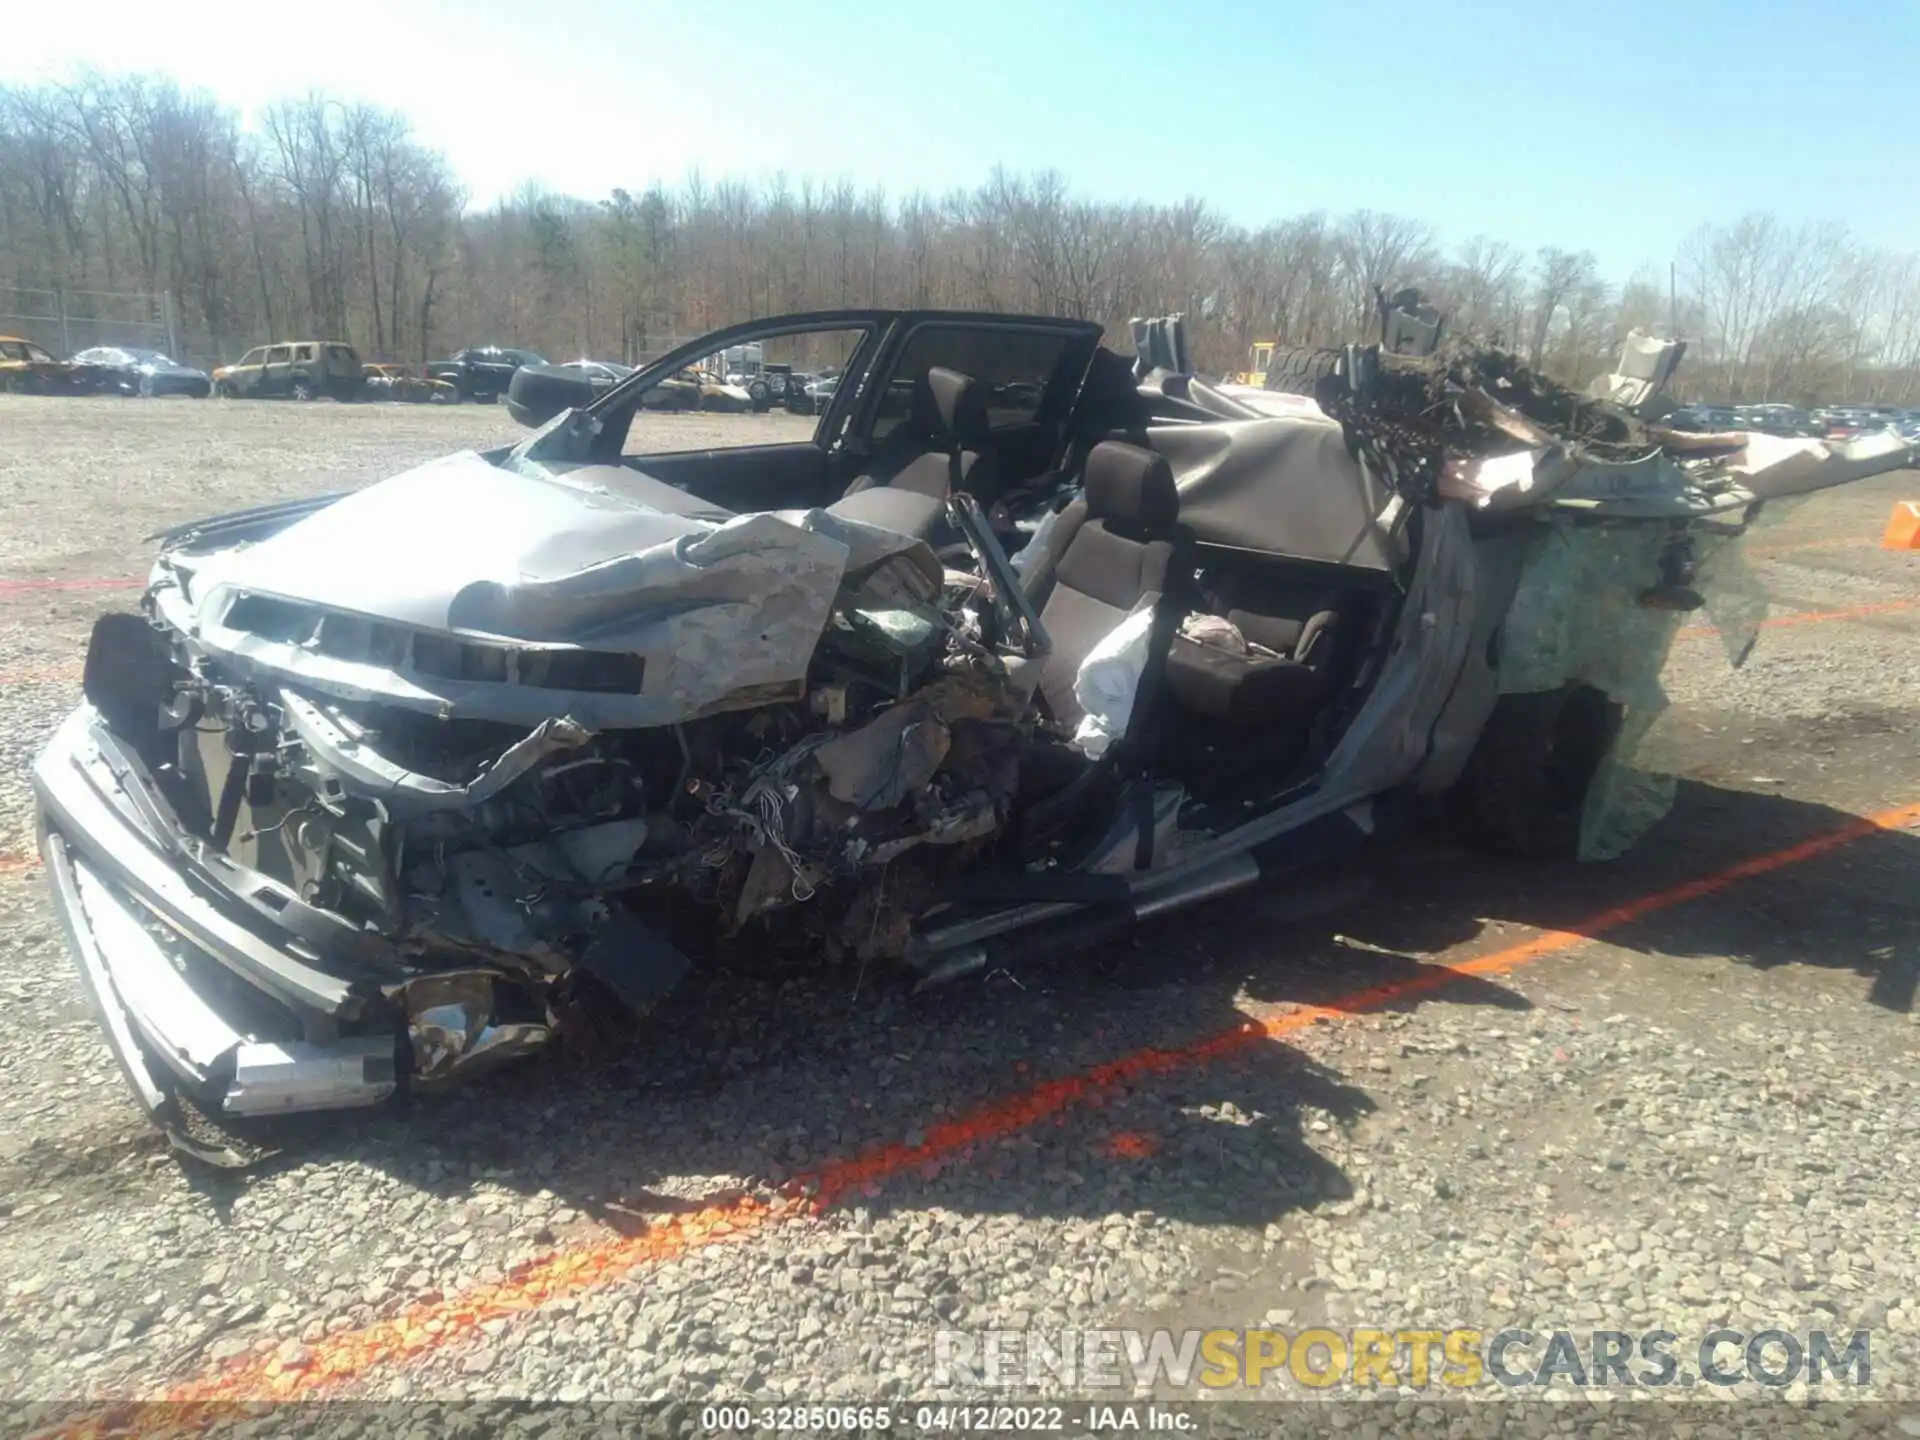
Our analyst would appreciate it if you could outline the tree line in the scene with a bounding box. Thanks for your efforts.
[4,73,1916,406]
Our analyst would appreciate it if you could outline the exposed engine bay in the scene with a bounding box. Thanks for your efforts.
[83,458,1060,1097]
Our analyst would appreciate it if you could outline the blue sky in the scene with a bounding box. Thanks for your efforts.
[8,0,1914,281]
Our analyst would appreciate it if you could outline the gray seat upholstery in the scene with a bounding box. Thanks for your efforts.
[824,485,949,540]
[841,367,994,501]
[1018,441,1183,731]
[827,367,994,542]
[1164,573,1349,724]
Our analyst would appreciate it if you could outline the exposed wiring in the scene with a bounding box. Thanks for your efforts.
[236,801,318,844]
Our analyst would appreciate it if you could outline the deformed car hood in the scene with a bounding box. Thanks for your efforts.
[154,450,875,728]
[191,451,724,631]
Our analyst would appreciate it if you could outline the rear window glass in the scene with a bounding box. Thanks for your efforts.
[328,345,358,365]
[871,326,1073,438]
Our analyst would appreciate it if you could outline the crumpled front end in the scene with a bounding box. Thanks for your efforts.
[32,676,702,1157]
[38,455,1040,1145]
[34,709,404,1160]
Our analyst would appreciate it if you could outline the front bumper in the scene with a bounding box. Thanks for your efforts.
[32,707,399,1139]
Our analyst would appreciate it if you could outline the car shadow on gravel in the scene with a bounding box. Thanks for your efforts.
[171,853,1534,1244]
[166,780,1913,1253]
[1338,779,1920,1017]
[189,945,1409,1240]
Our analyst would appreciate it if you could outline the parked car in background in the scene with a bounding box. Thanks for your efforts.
[556,359,634,389]
[363,364,459,404]
[638,368,704,411]
[803,373,839,411]
[430,346,546,402]
[70,347,213,398]
[696,371,754,412]
[0,336,101,394]
[1734,404,1820,438]
[211,342,365,401]
[1894,414,1920,465]
[512,357,793,426]
[1663,405,1740,432]
[1811,407,1889,441]
[745,363,814,413]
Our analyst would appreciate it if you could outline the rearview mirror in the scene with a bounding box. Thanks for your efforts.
[507,364,602,428]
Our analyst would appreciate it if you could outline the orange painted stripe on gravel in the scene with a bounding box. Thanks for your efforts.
[1678,597,1918,639]
[1746,535,1868,557]
[123,796,1920,1407]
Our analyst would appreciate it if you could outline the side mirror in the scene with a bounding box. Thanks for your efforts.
[507,364,602,428]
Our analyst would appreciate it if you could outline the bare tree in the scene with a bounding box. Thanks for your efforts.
[1527,248,1600,370]
[5,71,1917,405]
[1334,210,1437,334]
[1444,236,1525,343]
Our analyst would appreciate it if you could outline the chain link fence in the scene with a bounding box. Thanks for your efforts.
[0,286,183,362]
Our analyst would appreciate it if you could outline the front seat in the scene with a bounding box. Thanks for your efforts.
[843,366,994,498]
[827,368,995,541]
[1017,441,1184,739]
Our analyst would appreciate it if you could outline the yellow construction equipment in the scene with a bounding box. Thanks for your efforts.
[1229,340,1276,387]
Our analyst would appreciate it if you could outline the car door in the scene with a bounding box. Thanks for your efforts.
[258,345,294,397]
[605,316,890,514]
[239,347,270,395]
[289,343,322,395]
[485,349,531,393]
[835,313,1105,497]
[326,345,363,398]
[221,348,256,395]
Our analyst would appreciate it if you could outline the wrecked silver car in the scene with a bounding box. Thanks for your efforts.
[33,303,1915,1154]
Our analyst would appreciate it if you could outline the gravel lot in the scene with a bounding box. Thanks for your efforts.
[1,394,1917,1430]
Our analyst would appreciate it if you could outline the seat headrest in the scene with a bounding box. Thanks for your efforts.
[1084,441,1178,531]
[910,367,989,448]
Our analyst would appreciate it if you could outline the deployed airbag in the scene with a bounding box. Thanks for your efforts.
[1071,605,1154,758]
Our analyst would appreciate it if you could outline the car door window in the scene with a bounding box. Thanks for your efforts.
[293,344,317,363]
[605,323,877,514]
[620,326,869,458]
[265,346,292,365]
[866,324,1076,441]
